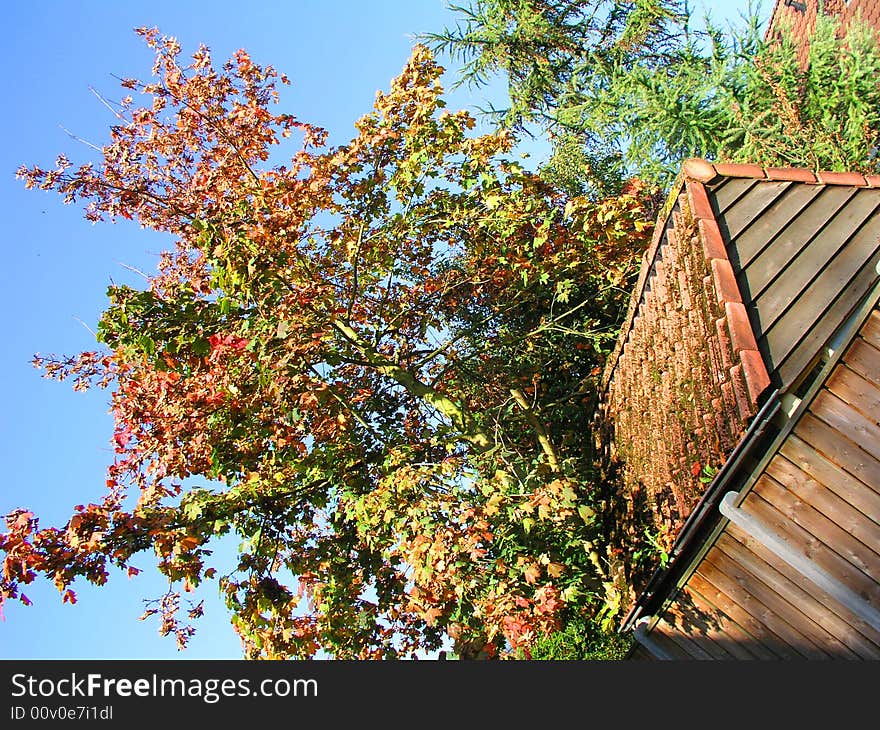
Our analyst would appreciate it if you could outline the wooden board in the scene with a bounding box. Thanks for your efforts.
[739,490,880,604]
[766,221,880,341]
[765,456,880,562]
[759,205,880,350]
[696,551,821,658]
[730,183,826,270]
[678,585,772,659]
[698,547,830,658]
[825,363,880,427]
[746,474,880,588]
[710,177,761,216]
[704,542,833,658]
[795,412,880,496]
[740,185,859,299]
[843,336,880,389]
[812,389,880,465]
[628,644,657,661]
[686,570,797,659]
[661,605,734,659]
[720,181,794,241]
[648,619,707,660]
[776,262,880,388]
[780,435,880,525]
[715,532,863,657]
[725,523,880,654]
[860,310,880,350]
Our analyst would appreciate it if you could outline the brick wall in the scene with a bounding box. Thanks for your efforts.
[766,0,880,68]
[601,171,770,546]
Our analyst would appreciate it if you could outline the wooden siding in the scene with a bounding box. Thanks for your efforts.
[633,304,880,660]
[707,178,880,391]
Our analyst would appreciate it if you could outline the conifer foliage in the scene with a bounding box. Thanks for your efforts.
[430,2,880,191]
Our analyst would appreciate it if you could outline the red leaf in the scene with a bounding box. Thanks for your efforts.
[114,426,133,449]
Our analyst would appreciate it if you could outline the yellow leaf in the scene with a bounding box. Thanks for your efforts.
[485,494,503,516]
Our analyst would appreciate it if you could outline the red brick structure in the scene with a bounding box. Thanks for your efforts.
[766,0,880,67]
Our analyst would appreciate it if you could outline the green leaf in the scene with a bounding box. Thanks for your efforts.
[577,505,595,525]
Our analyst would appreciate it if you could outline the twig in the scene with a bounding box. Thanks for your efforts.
[117,262,151,280]
[89,85,127,121]
[58,126,102,153]
[72,316,97,339]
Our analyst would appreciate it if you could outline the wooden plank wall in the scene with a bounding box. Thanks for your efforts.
[708,178,880,391]
[636,307,880,659]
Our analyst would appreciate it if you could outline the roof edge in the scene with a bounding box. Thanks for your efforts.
[681,157,880,188]
[600,173,687,390]
[601,157,880,391]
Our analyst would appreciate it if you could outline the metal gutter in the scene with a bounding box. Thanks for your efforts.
[632,616,674,660]
[619,388,781,633]
[719,492,880,633]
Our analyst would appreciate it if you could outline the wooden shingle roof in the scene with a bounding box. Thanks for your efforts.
[682,159,880,392]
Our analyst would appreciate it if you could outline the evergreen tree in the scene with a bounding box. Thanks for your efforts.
[429,3,880,193]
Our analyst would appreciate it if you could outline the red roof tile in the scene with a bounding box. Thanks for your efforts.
[765,0,880,69]
[681,158,880,187]
[816,170,869,186]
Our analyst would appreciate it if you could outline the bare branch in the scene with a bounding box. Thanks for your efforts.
[58,126,102,153]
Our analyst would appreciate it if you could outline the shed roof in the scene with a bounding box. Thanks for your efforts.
[622,281,880,659]
[602,158,880,657]
[604,158,880,398]
[682,159,880,393]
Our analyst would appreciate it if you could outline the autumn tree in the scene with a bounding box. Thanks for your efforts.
[2,30,653,659]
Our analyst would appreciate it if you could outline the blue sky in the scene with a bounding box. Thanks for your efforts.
[2,0,756,659]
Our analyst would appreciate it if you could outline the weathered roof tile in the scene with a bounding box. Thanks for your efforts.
[712,162,767,179]
[765,167,818,183]
[816,170,869,186]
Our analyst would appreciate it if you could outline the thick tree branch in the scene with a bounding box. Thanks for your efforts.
[331,319,491,450]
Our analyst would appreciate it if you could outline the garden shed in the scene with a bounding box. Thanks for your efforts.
[602,158,880,659]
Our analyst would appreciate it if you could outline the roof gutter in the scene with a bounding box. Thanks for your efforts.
[719,491,880,633]
[619,387,782,633]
